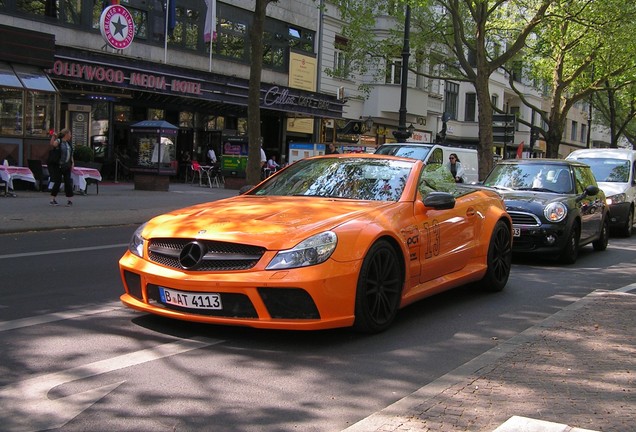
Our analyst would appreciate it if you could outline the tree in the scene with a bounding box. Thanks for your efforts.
[508,0,636,157]
[592,81,636,148]
[331,0,553,178]
[247,0,278,186]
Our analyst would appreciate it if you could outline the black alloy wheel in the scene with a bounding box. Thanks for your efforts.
[478,220,512,292]
[592,217,609,251]
[560,223,580,265]
[353,240,404,333]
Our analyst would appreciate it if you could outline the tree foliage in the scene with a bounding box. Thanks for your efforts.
[511,0,636,156]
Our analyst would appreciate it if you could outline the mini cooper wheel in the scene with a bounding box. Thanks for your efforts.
[560,224,580,264]
[592,217,609,251]
[353,240,404,333]
[478,220,512,292]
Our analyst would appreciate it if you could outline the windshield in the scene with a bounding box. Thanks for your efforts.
[250,157,414,201]
[375,145,432,161]
[575,158,629,182]
[484,163,574,194]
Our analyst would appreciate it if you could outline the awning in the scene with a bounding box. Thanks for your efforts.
[0,62,57,92]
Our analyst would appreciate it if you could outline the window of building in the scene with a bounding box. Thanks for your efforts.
[444,81,459,120]
[571,121,578,141]
[0,88,23,136]
[24,91,55,137]
[114,105,131,123]
[16,0,82,24]
[386,59,402,84]
[216,17,247,60]
[288,26,313,53]
[465,93,476,122]
[333,36,350,79]
[581,123,587,143]
[491,94,499,112]
[148,109,164,120]
[263,31,286,69]
[169,7,201,51]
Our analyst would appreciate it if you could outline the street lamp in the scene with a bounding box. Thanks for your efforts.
[407,123,415,136]
[392,4,412,143]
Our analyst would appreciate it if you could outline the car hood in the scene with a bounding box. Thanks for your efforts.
[141,196,393,249]
[597,182,628,197]
[498,190,565,212]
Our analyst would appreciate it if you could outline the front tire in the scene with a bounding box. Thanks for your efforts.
[353,240,404,333]
[621,207,634,238]
[592,217,609,251]
[560,223,580,264]
[478,220,512,292]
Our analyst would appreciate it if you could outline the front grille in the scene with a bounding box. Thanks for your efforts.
[148,238,266,271]
[508,211,541,226]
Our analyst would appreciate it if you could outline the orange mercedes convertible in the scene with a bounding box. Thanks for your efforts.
[119,154,512,332]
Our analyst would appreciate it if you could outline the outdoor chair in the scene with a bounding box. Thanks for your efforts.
[27,159,50,192]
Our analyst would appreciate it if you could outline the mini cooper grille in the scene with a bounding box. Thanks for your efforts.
[148,238,266,271]
[508,211,541,227]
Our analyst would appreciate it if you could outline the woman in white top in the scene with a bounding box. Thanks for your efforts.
[445,153,465,183]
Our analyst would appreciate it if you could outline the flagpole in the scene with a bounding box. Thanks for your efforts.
[164,0,169,63]
[208,1,213,72]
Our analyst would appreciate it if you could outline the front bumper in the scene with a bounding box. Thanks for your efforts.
[608,202,632,227]
[511,224,569,256]
[119,251,362,330]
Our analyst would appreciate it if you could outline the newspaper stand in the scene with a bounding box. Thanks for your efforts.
[129,120,178,191]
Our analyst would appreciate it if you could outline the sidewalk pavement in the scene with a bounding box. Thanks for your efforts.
[0,181,237,234]
[1,181,634,432]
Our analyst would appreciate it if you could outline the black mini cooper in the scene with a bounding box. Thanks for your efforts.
[483,159,609,264]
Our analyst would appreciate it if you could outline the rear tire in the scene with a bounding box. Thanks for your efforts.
[478,220,512,292]
[353,240,403,333]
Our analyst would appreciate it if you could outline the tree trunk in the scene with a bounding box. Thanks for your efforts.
[246,0,270,186]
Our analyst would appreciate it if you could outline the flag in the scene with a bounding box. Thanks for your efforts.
[204,0,217,43]
[101,0,120,10]
[167,0,176,37]
[516,141,525,159]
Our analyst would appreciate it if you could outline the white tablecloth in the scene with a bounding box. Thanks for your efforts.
[72,167,102,191]
[0,166,36,190]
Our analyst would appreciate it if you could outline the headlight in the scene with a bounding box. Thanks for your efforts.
[266,231,337,270]
[606,193,626,205]
[129,223,147,257]
[544,202,567,222]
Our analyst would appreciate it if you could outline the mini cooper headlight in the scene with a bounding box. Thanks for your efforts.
[606,193,626,206]
[544,202,567,222]
[129,223,147,257]
[266,231,337,270]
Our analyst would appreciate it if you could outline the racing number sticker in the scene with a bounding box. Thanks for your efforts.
[422,220,441,259]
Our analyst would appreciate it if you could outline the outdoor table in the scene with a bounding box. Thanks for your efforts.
[72,166,102,193]
[0,165,36,196]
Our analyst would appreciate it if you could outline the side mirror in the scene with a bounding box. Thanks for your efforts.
[423,192,456,210]
[585,185,599,196]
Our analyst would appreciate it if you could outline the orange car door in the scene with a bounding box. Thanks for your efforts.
[416,199,476,283]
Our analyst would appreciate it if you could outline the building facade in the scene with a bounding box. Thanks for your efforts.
[0,0,342,179]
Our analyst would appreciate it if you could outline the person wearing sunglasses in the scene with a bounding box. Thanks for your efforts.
[445,153,465,183]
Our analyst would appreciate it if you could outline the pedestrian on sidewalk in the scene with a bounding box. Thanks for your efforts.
[49,128,74,207]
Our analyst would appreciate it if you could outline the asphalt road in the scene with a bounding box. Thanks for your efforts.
[1,227,634,431]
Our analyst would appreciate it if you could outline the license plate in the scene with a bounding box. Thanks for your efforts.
[513,227,521,237]
[159,287,222,310]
